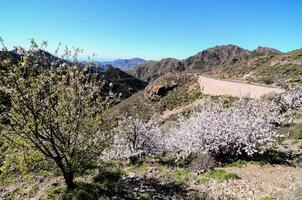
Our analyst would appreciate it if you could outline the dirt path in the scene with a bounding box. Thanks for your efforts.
[198,75,285,99]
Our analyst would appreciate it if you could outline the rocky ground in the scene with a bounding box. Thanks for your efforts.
[1,161,302,199]
[195,164,302,200]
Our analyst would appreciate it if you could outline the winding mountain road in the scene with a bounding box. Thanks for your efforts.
[198,75,285,99]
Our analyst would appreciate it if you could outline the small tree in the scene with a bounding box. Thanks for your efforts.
[103,115,163,163]
[0,40,112,190]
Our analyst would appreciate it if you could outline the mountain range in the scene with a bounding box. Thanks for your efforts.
[0,50,147,99]
[128,45,302,85]
[98,58,146,71]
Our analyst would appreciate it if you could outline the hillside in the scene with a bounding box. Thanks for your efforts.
[101,66,147,98]
[129,45,302,85]
[128,58,185,81]
[108,72,204,121]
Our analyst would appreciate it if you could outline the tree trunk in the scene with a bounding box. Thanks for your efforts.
[63,171,75,191]
[55,159,75,191]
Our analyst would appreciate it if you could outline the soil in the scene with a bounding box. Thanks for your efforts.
[194,164,302,200]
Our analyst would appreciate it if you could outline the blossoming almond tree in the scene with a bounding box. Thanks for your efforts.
[163,98,289,161]
[103,115,164,163]
[0,40,113,190]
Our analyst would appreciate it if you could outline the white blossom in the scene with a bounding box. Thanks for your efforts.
[163,98,288,159]
[103,115,164,160]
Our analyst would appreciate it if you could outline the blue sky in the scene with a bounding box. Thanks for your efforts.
[0,0,301,60]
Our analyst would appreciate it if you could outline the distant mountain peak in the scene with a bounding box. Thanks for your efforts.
[99,58,146,71]
[255,46,281,54]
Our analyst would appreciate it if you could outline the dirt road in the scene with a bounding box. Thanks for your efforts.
[198,75,285,99]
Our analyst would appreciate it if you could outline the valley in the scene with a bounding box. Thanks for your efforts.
[0,43,302,200]
[1,1,302,199]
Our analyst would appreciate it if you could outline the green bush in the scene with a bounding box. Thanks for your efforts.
[260,76,273,85]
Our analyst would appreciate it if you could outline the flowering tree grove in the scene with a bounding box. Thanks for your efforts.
[162,98,288,161]
[103,97,293,164]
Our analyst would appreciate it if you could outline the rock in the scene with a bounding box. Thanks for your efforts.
[144,73,180,100]
[143,73,194,100]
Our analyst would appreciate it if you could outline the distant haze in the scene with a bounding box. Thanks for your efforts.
[98,58,146,71]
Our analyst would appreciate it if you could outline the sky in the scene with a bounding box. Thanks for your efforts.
[0,0,302,61]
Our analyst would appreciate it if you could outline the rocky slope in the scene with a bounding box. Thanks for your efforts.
[129,45,302,85]
[128,58,185,81]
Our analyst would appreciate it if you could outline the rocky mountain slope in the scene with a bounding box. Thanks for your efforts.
[129,45,302,85]
[128,58,185,81]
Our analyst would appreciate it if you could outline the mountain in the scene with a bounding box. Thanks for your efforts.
[99,58,146,71]
[129,45,255,81]
[127,58,185,82]
[129,44,302,85]
[0,50,147,99]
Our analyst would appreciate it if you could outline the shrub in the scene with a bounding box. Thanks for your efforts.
[273,87,302,110]
[261,196,272,200]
